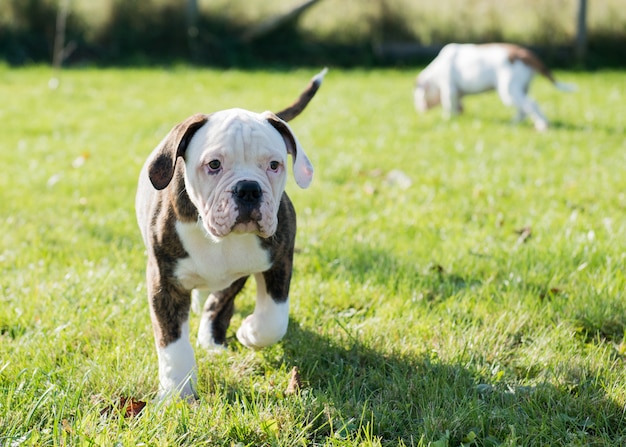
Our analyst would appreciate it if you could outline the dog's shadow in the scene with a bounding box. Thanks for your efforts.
[286,246,626,445]
[206,246,625,444]
[218,252,624,445]
[278,321,474,440]
[256,320,623,444]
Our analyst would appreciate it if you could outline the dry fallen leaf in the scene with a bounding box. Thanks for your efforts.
[285,366,302,395]
[97,395,147,418]
[61,419,73,434]
[540,287,563,301]
[430,264,446,275]
[515,226,532,243]
[121,396,147,418]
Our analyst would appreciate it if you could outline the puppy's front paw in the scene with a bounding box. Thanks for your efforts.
[197,337,228,353]
[236,314,287,349]
[157,383,197,404]
[196,317,228,352]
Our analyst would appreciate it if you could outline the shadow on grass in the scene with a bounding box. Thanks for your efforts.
[307,243,484,309]
[207,243,626,444]
[547,119,625,135]
[477,116,621,134]
[237,242,626,444]
[274,322,626,445]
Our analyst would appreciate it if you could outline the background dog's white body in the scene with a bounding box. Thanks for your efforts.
[414,43,575,130]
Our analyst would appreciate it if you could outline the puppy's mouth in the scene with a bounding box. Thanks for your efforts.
[232,221,261,234]
[202,180,278,239]
[232,207,263,234]
[202,204,276,239]
[203,218,268,240]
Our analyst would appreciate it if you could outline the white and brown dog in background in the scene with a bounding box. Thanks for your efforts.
[136,68,327,400]
[414,43,575,131]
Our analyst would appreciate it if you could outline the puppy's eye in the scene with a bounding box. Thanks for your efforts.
[269,161,281,172]
[207,160,221,173]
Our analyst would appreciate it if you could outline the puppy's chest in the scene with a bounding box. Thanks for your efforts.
[174,221,272,291]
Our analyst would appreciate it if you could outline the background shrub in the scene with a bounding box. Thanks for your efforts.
[0,0,624,68]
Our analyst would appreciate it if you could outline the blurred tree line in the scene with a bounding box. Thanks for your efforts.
[0,0,624,68]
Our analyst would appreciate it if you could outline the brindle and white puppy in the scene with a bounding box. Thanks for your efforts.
[414,43,575,131]
[136,69,327,400]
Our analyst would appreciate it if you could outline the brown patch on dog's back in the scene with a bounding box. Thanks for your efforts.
[483,43,556,84]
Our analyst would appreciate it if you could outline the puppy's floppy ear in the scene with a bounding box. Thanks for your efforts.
[265,112,314,189]
[148,113,209,190]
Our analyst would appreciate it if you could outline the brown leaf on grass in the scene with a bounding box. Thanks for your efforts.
[121,397,147,417]
[540,287,563,301]
[61,419,73,434]
[496,213,505,228]
[515,226,532,243]
[96,395,146,418]
[430,264,446,275]
[285,366,302,395]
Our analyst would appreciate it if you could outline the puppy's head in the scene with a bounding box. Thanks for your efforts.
[414,77,441,112]
[147,109,313,240]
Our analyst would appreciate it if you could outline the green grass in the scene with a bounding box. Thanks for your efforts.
[0,65,625,446]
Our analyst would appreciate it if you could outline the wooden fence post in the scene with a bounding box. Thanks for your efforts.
[575,0,588,65]
[186,0,200,62]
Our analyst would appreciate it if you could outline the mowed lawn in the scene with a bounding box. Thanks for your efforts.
[0,66,625,446]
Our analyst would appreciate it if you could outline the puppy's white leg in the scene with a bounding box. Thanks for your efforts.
[197,294,227,352]
[157,320,197,400]
[194,288,226,351]
[196,277,247,350]
[197,291,229,352]
[191,288,209,315]
[237,273,289,349]
[147,261,197,401]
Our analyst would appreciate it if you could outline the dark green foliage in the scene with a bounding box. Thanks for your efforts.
[0,0,624,67]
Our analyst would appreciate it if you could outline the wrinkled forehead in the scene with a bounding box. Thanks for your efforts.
[187,108,285,161]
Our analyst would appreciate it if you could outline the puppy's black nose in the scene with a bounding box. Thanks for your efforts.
[233,180,262,204]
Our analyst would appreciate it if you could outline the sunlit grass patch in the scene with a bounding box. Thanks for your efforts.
[0,66,625,446]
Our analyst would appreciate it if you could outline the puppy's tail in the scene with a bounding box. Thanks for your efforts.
[275,67,328,122]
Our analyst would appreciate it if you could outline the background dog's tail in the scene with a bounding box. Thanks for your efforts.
[276,67,328,122]
[508,45,577,93]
